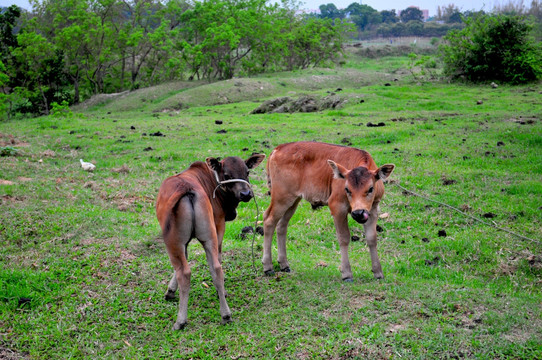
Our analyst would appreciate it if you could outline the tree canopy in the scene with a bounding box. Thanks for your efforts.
[0,0,350,117]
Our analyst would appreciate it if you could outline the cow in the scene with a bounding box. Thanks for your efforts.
[262,141,394,281]
[156,154,265,330]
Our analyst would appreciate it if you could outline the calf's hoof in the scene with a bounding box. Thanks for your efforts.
[280,267,291,273]
[264,270,275,276]
[173,321,187,330]
[164,289,177,301]
[373,272,384,280]
[342,277,353,283]
[221,314,232,325]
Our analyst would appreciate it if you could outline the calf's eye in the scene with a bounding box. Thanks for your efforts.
[368,187,374,194]
[345,187,351,195]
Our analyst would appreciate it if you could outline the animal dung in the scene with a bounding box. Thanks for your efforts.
[438,229,447,237]
[241,226,254,234]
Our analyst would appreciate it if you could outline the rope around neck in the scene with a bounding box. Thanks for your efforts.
[212,175,260,273]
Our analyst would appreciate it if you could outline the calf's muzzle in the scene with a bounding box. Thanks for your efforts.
[240,190,253,202]
[351,209,370,224]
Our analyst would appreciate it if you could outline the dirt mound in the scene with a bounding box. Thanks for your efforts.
[251,94,346,114]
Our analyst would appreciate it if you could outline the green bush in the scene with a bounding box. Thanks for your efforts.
[0,146,18,156]
[440,14,542,83]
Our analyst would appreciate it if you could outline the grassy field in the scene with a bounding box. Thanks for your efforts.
[1,54,541,359]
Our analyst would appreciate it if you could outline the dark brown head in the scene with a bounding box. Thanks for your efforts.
[206,154,265,202]
[328,160,395,224]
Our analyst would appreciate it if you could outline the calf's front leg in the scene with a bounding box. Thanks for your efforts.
[363,206,384,279]
[330,208,353,281]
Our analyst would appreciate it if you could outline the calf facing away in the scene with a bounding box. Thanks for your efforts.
[156,154,265,329]
[262,141,394,281]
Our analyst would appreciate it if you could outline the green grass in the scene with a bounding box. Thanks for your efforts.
[1,55,541,359]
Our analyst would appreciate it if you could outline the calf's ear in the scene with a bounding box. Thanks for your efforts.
[328,160,348,179]
[245,154,265,169]
[376,164,395,180]
[206,157,222,172]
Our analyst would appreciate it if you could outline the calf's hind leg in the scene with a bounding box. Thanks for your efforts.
[165,240,189,300]
[262,196,299,275]
[194,201,232,324]
[162,197,193,330]
[275,199,301,272]
[164,240,191,330]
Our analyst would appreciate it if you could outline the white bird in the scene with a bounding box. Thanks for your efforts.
[80,159,96,171]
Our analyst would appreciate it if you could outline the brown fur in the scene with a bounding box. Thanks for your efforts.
[156,154,264,329]
[262,141,394,280]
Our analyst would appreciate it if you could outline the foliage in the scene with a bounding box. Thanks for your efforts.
[0,60,9,118]
[319,3,344,19]
[380,10,398,24]
[0,5,20,58]
[1,0,348,117]
[440,14,542,83]
[408,52,439,82]
[376,21,463,38]
[400,7,424,23]
[50,100,74,118]
[344,3,381,31]
[436,4,464,23]
[0,145,18,156]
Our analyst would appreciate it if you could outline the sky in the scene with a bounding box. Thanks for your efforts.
[1,0,496,17]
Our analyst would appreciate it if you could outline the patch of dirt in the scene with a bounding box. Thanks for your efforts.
[1,194,26,203]
[0,347,28,360]
[75,90,131,109]
[40,150,56,157]
[111,164,130,174]
[0,133,30,147]
[0,179,15,185]
[109,193,153,212]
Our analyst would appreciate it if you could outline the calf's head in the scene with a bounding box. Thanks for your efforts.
[206,154,265,202]
[328,160,395,224]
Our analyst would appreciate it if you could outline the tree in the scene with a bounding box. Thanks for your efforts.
[441,14,542,83]
[13,31,69,114]
[400,7,423,23]
[319,3,343,19]
[0,5,21,59]
[345,3,381,31]
[381,10,398,24]
[0,60,9,118]
[437,4,463,23]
